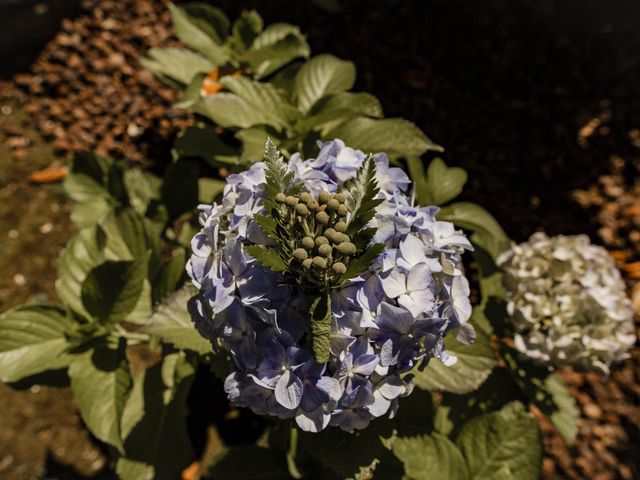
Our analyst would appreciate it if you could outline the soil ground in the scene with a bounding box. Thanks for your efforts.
[0,0,639,478]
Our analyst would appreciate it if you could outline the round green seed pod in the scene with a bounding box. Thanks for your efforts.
[315,236,329,247]
[302,258,313,269]
[337,204,349,216]
[334,221,347,233]
[332,262,347,274]
[300,192,312,203]
[302,236,315,250]
[331,232,348,244]
[293,248,308,261]
[324,228,336,237]
[295,203,310,216]
[327,199,340,211]
[318,243,332,257]
[312,256,327,269]
[315,211,330,224]
[306,199,319,211]
[334,193,346,203]
[318,191,331,204]
[336,242,357,255]
[285,196,299,207]
[275,193,287,203]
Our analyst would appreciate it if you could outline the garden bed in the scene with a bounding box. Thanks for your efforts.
[0,0,638,478]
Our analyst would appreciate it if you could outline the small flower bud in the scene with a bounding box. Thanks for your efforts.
[337,204,349,216]
[315,211,330,224]
[296,203,309,216]
[293,248,308,261]
[312,256,327,269]
[332,262,347,274]
[336,242,357,255]
[334,193,346,203]
[329,232,348,244]
[302,236,315,250]
[300,192,312,203]
[318,244,332,257]
[325,228,336,238]
[302,258,313,269]
[334,221,347,233]
[306,199,319,211]
[327,199,340,211]
[318,191,331,204]
[275,193,287,203]
[285,196,299,207]
[315,236,329,247]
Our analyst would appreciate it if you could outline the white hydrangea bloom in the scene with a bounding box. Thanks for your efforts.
[497,232,636,373]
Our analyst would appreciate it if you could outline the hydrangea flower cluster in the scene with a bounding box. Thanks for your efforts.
[498,232,636,373]
[187,139,474,432]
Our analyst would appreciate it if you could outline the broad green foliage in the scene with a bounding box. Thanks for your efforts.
[413,329,498,395]
[143,286,213,355]
[69,346,131,451]
[456,402,543,480]
[0,305,72,382]
[384,433,470,480]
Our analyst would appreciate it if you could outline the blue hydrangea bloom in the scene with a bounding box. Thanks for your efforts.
[187,140,473,432]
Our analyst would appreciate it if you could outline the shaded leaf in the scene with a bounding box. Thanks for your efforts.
[151,250,187,304]
[81,257,148,326]
[244,23,310,78]
[414,329,498,395]
[230,10,263,51]
[161,159,200,219]
[69,346,131,451]
[297,92,383,133]
[173,124,240,167]
[425,158,468,206]
[118,351,195,480]
[143,286,212,355]
[207,445,289,479]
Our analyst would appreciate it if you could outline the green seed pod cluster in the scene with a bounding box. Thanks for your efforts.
[276,188,357,288]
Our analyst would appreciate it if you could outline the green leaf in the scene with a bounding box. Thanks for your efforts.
[413,329,498,395]
[297,92,383,133]
[195,93,278,129]
[244,245,288,272]
[236,127,273,163]
[118,351,195,480]
[81,257,148,326]
[140,47,212,87]
[244,23,310,78]
[198,177,227,204]
[230,10,263,51]
[385,433,469,480]
[343,156,383,235]
[123,169,162,216]
[455,402,543,480]
[56,227,108,319]
[143,286,212,355]
[169,3,229,64]
[540,374,578,445]
[293,54,356,113]
[64,153,125,228]
[339,243,385,284]
[161,159,200,219]
[69,346,131,451]
[437,202,510,260]
[310,294,332,363]
[206,445,289,479]
[0,305,72,383]
[503,351,578,445]
[219,75,298,129]
[423,158,468,206]
[328,117,443,158]
[173,124,240,168]
[151,250,187,304]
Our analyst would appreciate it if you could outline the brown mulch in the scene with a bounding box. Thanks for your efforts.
[2,0,639,478]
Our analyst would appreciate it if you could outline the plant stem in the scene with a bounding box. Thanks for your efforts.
[287,425,302,479]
